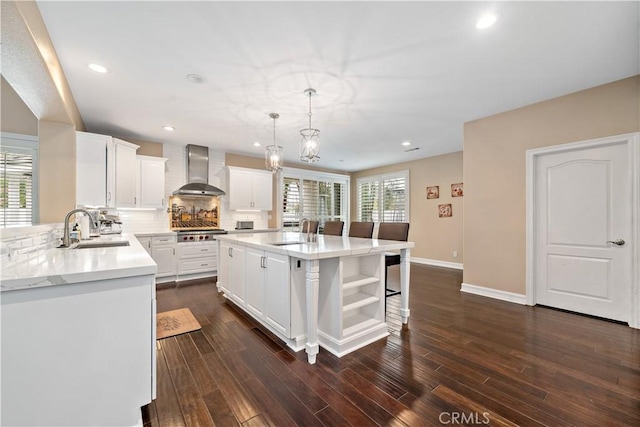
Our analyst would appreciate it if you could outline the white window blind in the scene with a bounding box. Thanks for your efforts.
[357,171,409,223]
[281,168,349,231]
[0,151,34,227]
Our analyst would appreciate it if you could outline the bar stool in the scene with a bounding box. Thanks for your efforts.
[322,221,344,236]
[348,221,374,238]
[377,222,410,298]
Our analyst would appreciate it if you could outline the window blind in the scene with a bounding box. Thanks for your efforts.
[0,151,34,227]
[357,171,409,223]
[281,170,349,231]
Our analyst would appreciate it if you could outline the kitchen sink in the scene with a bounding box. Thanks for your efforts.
[73,241,130,249]
[269,241,306,246]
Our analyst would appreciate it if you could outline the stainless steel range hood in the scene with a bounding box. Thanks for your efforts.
[172,145,226,196]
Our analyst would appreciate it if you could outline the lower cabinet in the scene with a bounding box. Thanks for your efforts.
[245,248,290,336]
[151,235,177,279]
[218,240,246,305]
[177,241,217,276]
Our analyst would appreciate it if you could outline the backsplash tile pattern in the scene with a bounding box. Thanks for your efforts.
[0,224,64,266]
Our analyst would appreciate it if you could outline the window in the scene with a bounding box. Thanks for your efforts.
[357,170,409,223]
[281,168,349,231]
[0,134,38,228]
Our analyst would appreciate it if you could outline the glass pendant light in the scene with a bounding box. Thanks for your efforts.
[265,113,283,172]
[299,88,320,163]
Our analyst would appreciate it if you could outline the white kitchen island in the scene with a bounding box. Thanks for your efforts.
[216,232,414,364]
[0,233,157,426]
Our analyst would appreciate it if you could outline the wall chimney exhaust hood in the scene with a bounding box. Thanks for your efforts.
[172,145,226,196]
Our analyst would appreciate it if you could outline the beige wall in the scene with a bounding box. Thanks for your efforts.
[351,151,464,263]
[463,75,640,295]
[38,120,76,223]
[125,137,163,157]
[1,76,38,136]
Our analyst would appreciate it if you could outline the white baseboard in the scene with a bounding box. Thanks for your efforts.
[411,257,463,270]
[461,282,527,305]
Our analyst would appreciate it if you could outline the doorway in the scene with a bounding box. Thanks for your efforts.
[526,133,639,328]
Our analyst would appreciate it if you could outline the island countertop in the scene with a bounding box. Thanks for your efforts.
[0,234,157,292]
[214,231,414,259]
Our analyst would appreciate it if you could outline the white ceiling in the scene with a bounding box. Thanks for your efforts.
[36,1,639,172]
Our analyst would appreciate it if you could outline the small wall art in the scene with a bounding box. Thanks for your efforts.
[438,203,452,218]
[426,186,439,199]
[451,183,463,197]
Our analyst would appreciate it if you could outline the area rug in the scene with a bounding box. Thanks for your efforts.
[156,308,201,339]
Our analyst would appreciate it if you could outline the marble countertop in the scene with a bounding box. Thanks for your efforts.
[215,231,414,260]
[0,234,157,292]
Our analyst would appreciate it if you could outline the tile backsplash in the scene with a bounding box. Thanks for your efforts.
[0,223,64,266]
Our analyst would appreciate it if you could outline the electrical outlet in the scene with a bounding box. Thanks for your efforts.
[453,251,458,258]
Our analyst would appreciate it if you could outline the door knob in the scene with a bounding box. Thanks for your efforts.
[606,239,625,246]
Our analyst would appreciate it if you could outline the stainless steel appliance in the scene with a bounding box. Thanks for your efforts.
[235,221,254,230]
[99,213,123,235]
[172,145,225,196]
[176,229,228,243]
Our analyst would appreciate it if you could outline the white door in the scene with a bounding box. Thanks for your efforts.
[264,252,290,336]
[534,138,633,322]
[245,248,265,317]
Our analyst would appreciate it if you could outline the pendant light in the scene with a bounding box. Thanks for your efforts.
[299,88,320,163]
[265,113,283,172]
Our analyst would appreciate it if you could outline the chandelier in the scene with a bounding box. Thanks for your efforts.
[299,88,320,163]
[265,113,283,172]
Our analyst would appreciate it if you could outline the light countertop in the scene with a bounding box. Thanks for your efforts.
[215,231,414,260]
[0,234,157,292]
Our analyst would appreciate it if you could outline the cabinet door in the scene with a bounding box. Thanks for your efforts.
[218,241,232,293]
[230,245,246,304]
[252,173,273,210]
[228,168,254,210]
[76,132,109,206]
[113,140,139,207]
[138,157,167,208]
[137,237,152,255]
[264,252,290,336]
[151,246,176,277]
[245,248,265,317]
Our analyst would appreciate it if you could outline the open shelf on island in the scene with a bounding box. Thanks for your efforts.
[343,274,379,290]
[343,292,379,312]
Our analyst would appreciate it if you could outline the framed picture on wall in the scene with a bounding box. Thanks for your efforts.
[438,204,452,217]
[451,183,463,197]
[426,186,439,199]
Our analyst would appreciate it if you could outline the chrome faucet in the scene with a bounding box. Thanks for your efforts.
[60,209,100,247]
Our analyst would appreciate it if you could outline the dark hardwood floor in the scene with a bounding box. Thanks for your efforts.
[143,264,640,426]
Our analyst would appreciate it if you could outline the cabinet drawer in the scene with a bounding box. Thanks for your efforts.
[177,243,217,258]
[152,235,177,245]
[178,257,217,275]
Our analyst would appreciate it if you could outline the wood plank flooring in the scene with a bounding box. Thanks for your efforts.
[143,264,640,426]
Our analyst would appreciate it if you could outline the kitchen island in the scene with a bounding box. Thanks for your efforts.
[215,232,413,364]
[1,233,157,426]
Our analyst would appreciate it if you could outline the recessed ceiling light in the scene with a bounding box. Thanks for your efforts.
[253,142,261,147]
[476,13,498,29]
[401,141,411,146]
[88,63,109,73]
[186,74,204,83]
[163,126,175,131]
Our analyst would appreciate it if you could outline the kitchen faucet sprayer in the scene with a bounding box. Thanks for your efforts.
[60,209,100,247]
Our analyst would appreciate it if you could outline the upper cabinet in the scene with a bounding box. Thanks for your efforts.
[109,138,140,208]
[137,155,168,208]
[227,166,273,210]
[76,132,110,207]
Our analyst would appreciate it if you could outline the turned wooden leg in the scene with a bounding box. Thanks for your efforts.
[400,248,411,324]
[305,259,320,364]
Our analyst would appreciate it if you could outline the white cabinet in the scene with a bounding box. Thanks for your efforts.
[137,236,152,255]
[76,132,110,207]
[177,241,217,276]
[217,240,245,305]
[108,138,140,208]
[150,235,177,278]
[317,253,386,355]
[228,166,273,210]
[137,155,168,209]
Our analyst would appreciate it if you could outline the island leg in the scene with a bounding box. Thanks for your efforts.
[305,259,320,364]
[400,248,411,324]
